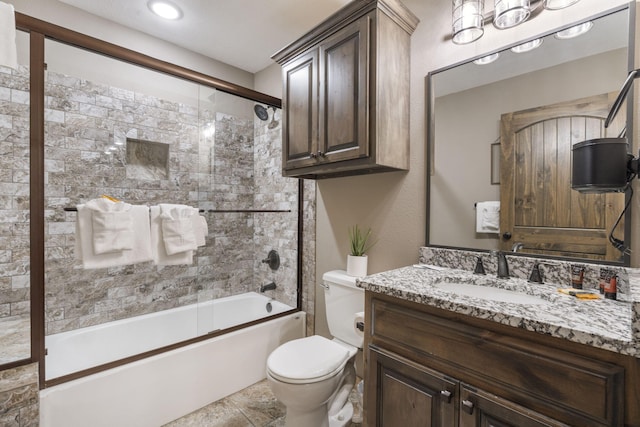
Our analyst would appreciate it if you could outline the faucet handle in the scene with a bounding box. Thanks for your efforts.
[473,257,486,275]
[528,263,544,284]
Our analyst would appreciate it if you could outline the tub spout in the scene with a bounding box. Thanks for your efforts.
[260,282,276,292]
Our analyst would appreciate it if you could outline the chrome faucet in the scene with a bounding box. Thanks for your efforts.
[511,242,524,252]
[493,251,510,279]
[260,282,276,292]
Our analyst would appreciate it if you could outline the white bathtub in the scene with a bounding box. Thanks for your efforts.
[40,292,304,427]
[45,291,292,380]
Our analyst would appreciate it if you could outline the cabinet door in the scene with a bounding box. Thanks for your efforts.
[318,14,370,163]
[366,346,457,427]
[459,385,569,427]
[282,49,318,171]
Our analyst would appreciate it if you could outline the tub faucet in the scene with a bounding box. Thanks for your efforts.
[260,282,276,292]
[493,251,510,279]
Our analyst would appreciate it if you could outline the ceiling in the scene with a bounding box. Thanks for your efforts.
[58,0,354,73]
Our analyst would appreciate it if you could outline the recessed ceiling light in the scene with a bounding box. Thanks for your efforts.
[555,21,593,40]
[474,53,500,65]
[511,38,543,53]
[147,0,183,20]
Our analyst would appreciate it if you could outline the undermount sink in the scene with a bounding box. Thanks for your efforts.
[433,281,548,305]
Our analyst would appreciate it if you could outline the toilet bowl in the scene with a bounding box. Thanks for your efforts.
[267,335,357,427]
[266,270,364,427]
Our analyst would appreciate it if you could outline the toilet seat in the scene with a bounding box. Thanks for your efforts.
[267,335,354,385]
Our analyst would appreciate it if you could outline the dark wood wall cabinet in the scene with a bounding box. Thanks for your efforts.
[363,292,640,427]
[272,0,419,179]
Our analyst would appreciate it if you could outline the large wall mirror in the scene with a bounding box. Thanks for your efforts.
[427,5,633,265]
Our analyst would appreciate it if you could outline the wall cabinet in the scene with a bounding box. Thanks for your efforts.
[272,0,419,179]
[364,292,640,427]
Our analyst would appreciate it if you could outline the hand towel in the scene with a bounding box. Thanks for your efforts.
[76,203,152,269]
[475,201,500,233]
[159,203,198,255]
[150,206,193,265]
[194,215,207,247]
[0,2,18,69]
[86,198,133,254]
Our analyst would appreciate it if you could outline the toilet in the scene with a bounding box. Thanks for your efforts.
[266,270,364,427]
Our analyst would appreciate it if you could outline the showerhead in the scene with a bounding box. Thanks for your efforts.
[254,104,269,121]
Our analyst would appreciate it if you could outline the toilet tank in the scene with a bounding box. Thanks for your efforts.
[322,270,364,348]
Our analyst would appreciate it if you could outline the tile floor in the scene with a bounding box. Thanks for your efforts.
[164,379,363,427]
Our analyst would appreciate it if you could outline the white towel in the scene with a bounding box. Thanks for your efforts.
[0,2,18,69]
[194,215,207,247]
[76,204,152,269]
[476,201,500,233]
[150,206,193,265]
[159,204,198,255]
[86,198,133,254]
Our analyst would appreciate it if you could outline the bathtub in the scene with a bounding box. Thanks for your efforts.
[40,292,304,427]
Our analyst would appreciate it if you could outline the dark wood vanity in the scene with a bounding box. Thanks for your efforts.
[363,291,640,426]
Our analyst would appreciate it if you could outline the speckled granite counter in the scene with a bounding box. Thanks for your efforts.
[357,265,640,358]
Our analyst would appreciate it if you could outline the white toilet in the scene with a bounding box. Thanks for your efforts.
[266,270,364,427]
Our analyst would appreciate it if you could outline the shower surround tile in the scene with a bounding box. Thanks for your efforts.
[40,71,304,337]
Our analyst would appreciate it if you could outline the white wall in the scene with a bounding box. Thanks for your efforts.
[314,0,632,337]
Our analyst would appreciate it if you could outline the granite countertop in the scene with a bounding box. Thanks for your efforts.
[357,265,640,358]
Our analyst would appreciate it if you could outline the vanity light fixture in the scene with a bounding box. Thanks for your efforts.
[473,52,500,65]
[493,0,531,29]
[452,0,583,45]
[147,0,183,20]
[452,0,485,44]
[555,21,593,39]
[510,38,543,53]
[543,0,581,10]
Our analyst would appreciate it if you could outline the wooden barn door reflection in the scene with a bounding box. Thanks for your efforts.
[499,93,626,262]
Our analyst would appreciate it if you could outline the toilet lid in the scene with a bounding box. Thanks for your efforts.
[267,335,350,383]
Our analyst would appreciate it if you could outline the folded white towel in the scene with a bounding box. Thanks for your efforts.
[476,201,500,233]
[150,206,193,266]
[0,2,18,69]
[86,198,133,254]
[159,204,198,255]
[194,215,207,247]
[76,204,152,269]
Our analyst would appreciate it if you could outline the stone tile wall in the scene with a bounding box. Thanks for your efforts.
[0,65,30,321]
[42,70,301,335]
[0,363,39,426]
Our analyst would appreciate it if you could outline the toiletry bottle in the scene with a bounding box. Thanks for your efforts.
[598,269,609,294]
[571,265,585,289]
[604,274,617,300]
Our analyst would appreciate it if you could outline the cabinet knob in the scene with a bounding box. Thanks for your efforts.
[440,390,452,403]
[317,151,325,157]
[461,399,474,415]
[502,232,512,240]
[309,153,317,159]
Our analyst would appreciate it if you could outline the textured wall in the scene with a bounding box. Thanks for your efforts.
[0,65,30,321]
[42,70,299,336]
[0,363,39,426]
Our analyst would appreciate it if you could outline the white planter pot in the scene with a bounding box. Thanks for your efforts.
[347,255,368,277]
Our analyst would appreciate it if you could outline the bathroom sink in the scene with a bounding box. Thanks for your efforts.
[433,281,547,305]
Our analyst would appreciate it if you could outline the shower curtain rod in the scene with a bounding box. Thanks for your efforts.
[62,207,291,213]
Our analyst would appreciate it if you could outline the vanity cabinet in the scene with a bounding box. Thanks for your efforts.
[364,292,640,427]
[272,0,419,179]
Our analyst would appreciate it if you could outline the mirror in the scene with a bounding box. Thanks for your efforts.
[427,7,632,264]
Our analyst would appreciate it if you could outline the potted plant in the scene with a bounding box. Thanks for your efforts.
[347,225,376,277]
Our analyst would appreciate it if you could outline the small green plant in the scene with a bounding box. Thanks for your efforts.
[348,225,376,256]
